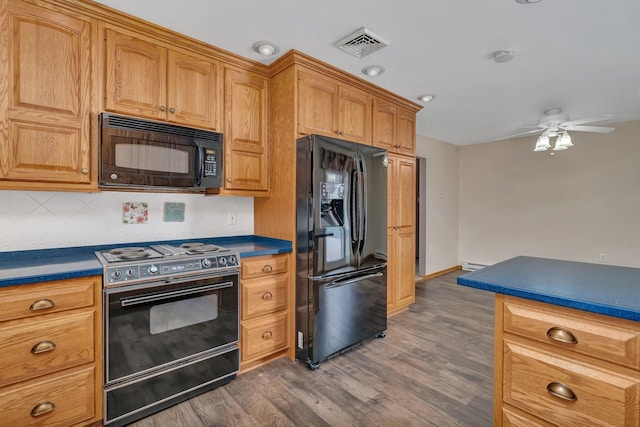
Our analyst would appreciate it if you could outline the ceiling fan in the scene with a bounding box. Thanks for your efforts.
[497,108,615,151]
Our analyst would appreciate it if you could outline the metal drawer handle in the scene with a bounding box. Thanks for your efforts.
[31,341,57,354]
[262,265,273,273]
[262,291,273,300]
[262,331,273,340]
[31,401,55,417]
[547,382,577,402]
[547,327,578,344]
[30,299,55,311]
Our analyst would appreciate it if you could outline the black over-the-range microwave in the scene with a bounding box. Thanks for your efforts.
[99,113,223,192]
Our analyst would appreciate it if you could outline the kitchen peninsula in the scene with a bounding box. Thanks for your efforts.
[458,256,640,426]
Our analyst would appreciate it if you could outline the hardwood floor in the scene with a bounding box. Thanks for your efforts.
[130,271,495,426]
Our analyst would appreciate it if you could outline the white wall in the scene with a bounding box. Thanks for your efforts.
[0,190,253,252]
[415,134,460,274]
[459,119,640,268]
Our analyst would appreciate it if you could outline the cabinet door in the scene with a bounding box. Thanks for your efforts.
[395,228,416,307]
[223,67,269,192]
[104,28,166,120]
[338,86,371,144]
[297,70,337,137]
[387,154,416,314]
[1,2,92,185]
[372,99,397,151]
[167,50,219,130]
[397,107,416,156]
[396,155,416,232]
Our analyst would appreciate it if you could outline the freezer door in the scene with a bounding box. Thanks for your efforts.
[309,267,387,364]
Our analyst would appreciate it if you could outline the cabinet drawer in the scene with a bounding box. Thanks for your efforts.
[242,273,287,320]
[0,276,96,323]
[502,405,554,426]
[503,296,640,370]
[0,365,95,427]
[241,254,288,279]
[0,311,94,387]
[241,311,288,362]
[503,338,640,427]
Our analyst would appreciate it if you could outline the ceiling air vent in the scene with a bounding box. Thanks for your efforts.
[334,27,389,58]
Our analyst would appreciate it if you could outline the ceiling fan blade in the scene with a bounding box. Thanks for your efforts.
[562,114,614,126]
[563,125,615,133]
[494,128,543,141]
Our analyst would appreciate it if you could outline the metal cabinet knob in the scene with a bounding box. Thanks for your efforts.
[262,331,273,340]
[31,402,55,417]
[547,382,577,401]
[31,340,57,354]
[81,168,89,174]
[262,291,273,300]
[226,178,232,183]
[30,298,55,311]
[159,105,167,112]
[547,327,578,344]
[169,107,176,113]
[262,265,273,273]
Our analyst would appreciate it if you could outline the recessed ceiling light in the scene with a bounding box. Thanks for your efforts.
[493,49,515,63]
[515,0,542,4]
[252,41,280,56]
[417,94,436,103]
[362,65,385,77]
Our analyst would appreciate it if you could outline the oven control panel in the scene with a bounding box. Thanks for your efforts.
[104,252,240,286]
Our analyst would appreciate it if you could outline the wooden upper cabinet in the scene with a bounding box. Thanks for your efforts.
[167,50,218,129]
[338,86,371,144]
[373,98,416,155]
[0,1,94,188]
[104,26,220,130]
[222,67,269,193]
[396,107,416,155]
[297,69,371,144]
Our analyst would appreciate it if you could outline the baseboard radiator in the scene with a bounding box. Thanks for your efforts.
[461,261,488,272]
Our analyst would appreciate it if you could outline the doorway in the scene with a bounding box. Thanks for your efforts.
[416,156,427,276]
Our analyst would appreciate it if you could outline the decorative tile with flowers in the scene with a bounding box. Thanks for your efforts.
[122,202,148,224]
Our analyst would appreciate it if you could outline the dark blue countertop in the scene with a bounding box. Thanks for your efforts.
[457,256,640,322]
[0,235,292,288]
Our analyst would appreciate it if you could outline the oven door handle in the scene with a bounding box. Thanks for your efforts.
[120,281,233,307]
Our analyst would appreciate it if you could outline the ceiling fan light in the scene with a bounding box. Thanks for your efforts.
[534,135,551,151]
[558,132,573,147]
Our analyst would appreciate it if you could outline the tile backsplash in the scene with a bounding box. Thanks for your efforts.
[0,190,253,252]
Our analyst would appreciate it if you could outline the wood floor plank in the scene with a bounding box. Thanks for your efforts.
[128,270,494,426]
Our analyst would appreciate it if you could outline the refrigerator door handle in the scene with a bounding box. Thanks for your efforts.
[349,167,359,254]
[325,272,384,289]
[358,155,367,257]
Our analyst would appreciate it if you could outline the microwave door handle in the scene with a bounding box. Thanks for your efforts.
[195,145,205,186]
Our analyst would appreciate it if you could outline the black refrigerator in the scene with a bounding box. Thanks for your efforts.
[295,134,388,370]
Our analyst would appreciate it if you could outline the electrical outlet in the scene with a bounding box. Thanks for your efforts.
[599,253,607,263]
[227,212,237,225]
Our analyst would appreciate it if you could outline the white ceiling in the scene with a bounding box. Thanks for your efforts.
[94,0,640,146]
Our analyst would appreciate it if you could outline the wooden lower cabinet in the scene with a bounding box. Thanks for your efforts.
[239,254,290,371]
[495,295,640,426]
[0,276,102,426]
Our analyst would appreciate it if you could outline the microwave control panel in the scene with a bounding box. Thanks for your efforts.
[204,149,218,177]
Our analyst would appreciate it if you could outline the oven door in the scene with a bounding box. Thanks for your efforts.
[104,273,239,385]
